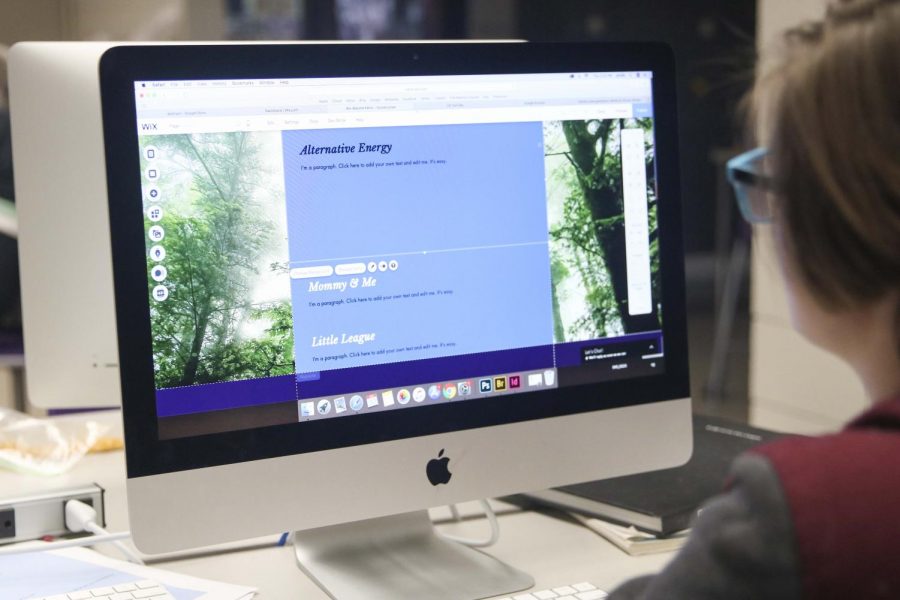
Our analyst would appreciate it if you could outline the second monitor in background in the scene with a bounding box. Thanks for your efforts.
[9,42,121,410]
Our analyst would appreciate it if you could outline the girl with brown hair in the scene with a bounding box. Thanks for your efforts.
[609,0,900,597]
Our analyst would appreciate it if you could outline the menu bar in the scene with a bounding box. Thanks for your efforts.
[137,103,636,135]
[134,70,653,136]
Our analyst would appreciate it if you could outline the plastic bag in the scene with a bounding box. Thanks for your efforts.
[0,407,109,476]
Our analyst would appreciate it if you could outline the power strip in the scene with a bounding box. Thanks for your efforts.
[0,484,105,544]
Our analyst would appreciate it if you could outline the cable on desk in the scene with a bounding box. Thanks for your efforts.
[0,530,131,556]
[65,498,144,564]
[436,499,500,548]
[0,499,143,564]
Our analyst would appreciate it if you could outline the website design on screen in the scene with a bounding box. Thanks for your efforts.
[134,72,666,435]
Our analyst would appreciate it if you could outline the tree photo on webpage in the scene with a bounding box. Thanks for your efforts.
[141,131,295,389]
[544,118,661,343]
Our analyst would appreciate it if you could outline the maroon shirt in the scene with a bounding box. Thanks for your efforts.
[753,397,900,599]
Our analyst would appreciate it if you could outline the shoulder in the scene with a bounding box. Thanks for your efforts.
[750,398,900,522]
[699,453,797,569]
[751,425,900,599]
[752,426,900,506]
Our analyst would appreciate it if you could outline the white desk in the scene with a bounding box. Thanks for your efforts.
[0,414,675,599]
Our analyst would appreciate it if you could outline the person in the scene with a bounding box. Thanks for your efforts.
[608,0,900,598]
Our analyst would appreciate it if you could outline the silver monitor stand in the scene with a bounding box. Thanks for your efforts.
[294,511,533,600]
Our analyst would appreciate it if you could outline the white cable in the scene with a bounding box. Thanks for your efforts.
[0,499,143,564]
[83,520,145,565]
[447,503,462,522]
[64,498,98,533]
[65,499,144,565]
[437,499,500,548]
[0,531,131,556]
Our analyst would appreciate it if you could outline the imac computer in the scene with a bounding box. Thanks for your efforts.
[99,42,691,599]
[9,42,122,409]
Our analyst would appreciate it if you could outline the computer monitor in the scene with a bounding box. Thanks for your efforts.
[100,42,691,599]
[9,42,122,409]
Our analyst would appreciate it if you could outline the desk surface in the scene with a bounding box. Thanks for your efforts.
[1,412,674,599]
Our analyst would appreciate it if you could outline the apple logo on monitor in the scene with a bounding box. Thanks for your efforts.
[426,449,452,486]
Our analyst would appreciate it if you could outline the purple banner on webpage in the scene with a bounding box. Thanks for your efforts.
[155,331,663,418]
[156,344,552,417]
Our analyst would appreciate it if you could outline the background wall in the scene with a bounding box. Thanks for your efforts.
[749,0,868,433]
[0,0,225,43]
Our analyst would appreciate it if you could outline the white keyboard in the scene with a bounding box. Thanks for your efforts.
[500,581,609,600]
[39,579,174,600]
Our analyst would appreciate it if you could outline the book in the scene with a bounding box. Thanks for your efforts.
[522,415,785,536]
[570,512,689,556]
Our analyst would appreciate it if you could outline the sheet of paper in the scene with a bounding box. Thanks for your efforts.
[0,546,255,600]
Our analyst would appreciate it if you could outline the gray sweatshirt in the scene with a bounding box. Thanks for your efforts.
[608,453,801,599]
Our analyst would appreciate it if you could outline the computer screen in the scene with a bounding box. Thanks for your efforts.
[100,44,690,570]
[135,69,666,440]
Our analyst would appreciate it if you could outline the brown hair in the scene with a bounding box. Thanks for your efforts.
[751,0,900,352]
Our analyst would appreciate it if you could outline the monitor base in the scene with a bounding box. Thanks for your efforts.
[293,509,534,600]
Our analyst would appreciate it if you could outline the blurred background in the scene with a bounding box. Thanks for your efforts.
[0,0,862,433]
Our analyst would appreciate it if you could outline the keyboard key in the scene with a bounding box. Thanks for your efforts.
[136,581,158,589]
[499,581,607,600]
[92,587,115,595]
[38,580,172,600]
[113,583,137,592]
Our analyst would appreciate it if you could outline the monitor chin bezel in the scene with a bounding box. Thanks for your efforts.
[127,396,693,554]
[101,42,689,480]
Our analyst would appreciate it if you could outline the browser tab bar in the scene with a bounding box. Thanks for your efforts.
[135,71,652,136]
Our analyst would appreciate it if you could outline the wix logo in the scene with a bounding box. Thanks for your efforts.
[141,123,159,131]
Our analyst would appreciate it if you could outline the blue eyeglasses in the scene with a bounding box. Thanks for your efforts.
[726,147,776,224]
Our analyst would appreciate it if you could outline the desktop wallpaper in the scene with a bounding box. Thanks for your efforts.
[544,117,660,342]
[140,131,295,390]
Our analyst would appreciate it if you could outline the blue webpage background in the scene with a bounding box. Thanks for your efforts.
[282,122,555,375]
[153,119,666,418]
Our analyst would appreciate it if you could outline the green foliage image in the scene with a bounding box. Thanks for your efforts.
[143,131,295,388]
[545,118,661,342]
